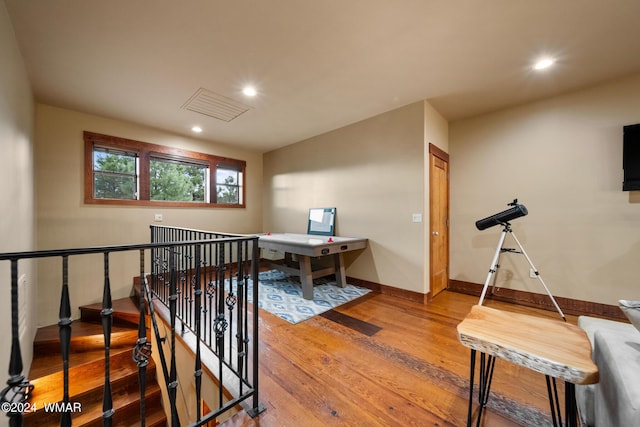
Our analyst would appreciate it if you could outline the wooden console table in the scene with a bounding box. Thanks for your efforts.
[457,305,598,427]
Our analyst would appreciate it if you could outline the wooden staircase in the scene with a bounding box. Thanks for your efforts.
[26,297,167,426]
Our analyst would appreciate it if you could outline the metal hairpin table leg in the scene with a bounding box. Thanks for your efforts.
[545,376,579,427]
[564,382,578,427]
[546,376,562,427]
[467,350,476,427]
[466,349,496,427]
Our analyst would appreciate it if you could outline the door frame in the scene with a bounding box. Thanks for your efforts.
[428,143,450,299]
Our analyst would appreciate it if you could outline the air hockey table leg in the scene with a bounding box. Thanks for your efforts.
[333,253,347,288]
[298,255,314,300]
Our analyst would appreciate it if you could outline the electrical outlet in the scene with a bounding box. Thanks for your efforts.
[154,213,163,222]
[412,213,422,223]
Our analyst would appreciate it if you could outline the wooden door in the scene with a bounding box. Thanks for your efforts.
[429,144,449,297]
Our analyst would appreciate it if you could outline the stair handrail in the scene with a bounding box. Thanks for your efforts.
[0,234,264,426]
[149,225,266,425]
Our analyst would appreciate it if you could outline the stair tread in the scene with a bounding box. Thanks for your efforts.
[29,334,142,380]
[30,348,144,403]
[31,319,142,378]
[80,296,143,327]
[80,296,141,317]
[27,296,166,426]
[25,377,165,426]
[61,383,164,426]
[34,321,138,343]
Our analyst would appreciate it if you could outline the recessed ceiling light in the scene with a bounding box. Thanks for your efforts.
[242,86,257,97]
[533,58,555,70]
[191,126,203,133]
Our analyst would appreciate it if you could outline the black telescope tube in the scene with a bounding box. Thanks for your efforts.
[475,204,528,230]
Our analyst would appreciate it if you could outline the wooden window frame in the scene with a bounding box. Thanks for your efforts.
[84,131,246,208]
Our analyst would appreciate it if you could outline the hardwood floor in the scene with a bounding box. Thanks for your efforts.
[220,290,583,427]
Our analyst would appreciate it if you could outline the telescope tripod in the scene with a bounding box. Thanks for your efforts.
[479,222,566,321]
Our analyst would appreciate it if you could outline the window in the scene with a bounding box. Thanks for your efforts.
[93,147,138,200]
[216,166,243,204]
[84,131,246,208]
[149,156,208,202]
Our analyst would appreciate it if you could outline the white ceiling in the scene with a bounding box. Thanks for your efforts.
[6,0,640,152]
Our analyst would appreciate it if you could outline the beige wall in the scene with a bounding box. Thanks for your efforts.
[0,1,37,400]
[450,73,640,305]
[35,104,263,326]
[263,101,434,294]
[424,100,449,154]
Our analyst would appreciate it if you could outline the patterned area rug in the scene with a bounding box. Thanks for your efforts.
[235,270,371,324]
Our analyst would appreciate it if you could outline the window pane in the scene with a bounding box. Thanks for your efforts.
[93,148,138,199]
[150,157,207,202]
[216,166,242,204]
[94,172,137,199]
[216,168,238,184]
[94,149,136,173]
[216,185,239,203]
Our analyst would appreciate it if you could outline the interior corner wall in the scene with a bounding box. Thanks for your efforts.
[0,1,37,396]
[423,100,449,293]
[262,102,426,294]
[450,73,640,305]
[34,104,264,327]
[424,100,449,154]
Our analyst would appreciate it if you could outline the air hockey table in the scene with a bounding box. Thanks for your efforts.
[258,233,368,300]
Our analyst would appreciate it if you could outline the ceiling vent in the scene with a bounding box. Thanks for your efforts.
[182,88,250,122]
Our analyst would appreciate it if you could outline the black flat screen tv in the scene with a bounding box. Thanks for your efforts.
[623,123,640,191]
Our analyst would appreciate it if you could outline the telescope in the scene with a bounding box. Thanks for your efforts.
[475,199,528,230]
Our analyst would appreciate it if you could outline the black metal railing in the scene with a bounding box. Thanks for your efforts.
[149,225,266,425]
[0,230,264,426]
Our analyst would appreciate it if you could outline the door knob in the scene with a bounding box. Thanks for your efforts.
[432,231,439,236]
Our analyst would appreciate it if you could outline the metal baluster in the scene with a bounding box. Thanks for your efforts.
[215,239,221,325]
[150,226,156,297]
[183,243,189,334]
[244,240,251,381]
[188,230,195,332]
[181,230,187,329]
[133,249,152,427]
[217,242,226,356]
[206,280,213,349]
[186,231,191,328]
[168,246,180,426]
[247,238,265,417]
[242,240,250,381]
[182,245,187,332]
[59,256,72,427]
[194,245,203,424]
[227,241,236,365]
[150,225,156,291]
[141,255,173,424]
[165,249,169,306]
[203,240,211,347]
[215,240,228,407]
[235,240,245,395]
[0,260,33,427]
[101,252,115,425]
